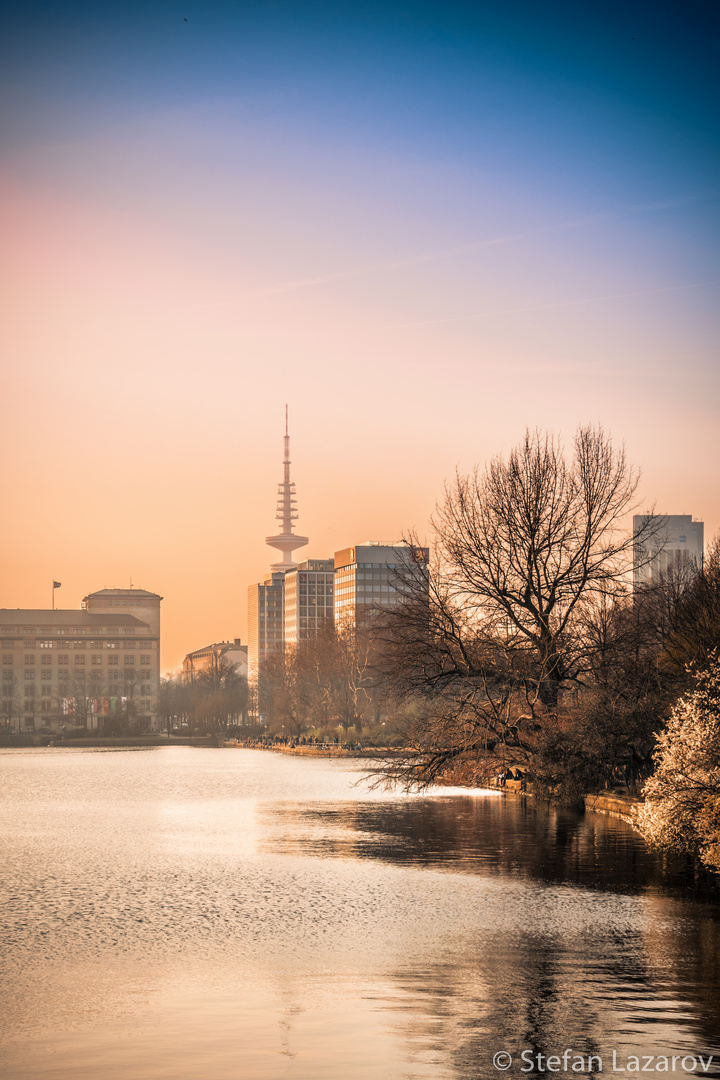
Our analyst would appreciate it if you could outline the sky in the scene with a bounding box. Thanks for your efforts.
[1,0,718,672]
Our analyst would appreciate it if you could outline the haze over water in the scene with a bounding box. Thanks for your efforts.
[2,748,719,1080]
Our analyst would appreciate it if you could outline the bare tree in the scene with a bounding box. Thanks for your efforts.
[378,426,658,788]
[663,533,720,672]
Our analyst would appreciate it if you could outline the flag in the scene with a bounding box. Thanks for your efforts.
[53,581,61,589]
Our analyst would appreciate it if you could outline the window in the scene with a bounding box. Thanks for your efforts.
[139,642,152,650]
[41,654,52,666]
[75,655,85,665]
[2,655,12,665]
[124,654,134,664]
[74,641,86,649]
[25,655,35,665]
[92,655,102,665]
[58,670,68,681]
[140,656,151,666]
[41,684,52,696]
[58,654,69,665]
[123,641,136,650]
[108,655,118,666]
[41,670,52,681]
[25,671,35,680]
[39,640,53,649]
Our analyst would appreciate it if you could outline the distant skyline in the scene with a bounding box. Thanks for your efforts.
[1,0,718,671]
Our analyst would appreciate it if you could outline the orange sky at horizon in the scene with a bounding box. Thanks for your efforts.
[2,165,718,671]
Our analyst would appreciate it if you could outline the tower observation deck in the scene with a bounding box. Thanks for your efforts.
[265,406,309,572]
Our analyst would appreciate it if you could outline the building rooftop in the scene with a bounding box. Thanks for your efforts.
[0,610,150,628]
[84,588,163,598]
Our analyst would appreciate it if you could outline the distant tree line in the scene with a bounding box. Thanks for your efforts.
[256,616,388,740]
[159,656,248,735]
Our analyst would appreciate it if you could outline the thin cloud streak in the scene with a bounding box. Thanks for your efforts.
[380,280,720,330]
[194,230,527,310]
[195,194,706,310]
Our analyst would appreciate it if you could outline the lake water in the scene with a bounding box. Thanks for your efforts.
[1,747,719,1080]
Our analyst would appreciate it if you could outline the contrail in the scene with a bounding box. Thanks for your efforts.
[197,211,616,309]
[238,230,528,299]
[194,190,712,309]
[381,280,720,330]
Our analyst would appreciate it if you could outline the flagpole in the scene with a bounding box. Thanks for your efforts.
[52,581,55,611]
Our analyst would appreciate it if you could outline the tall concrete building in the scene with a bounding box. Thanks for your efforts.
[247,571,286,685]
[1,587,162,733]
[334,543,430,626]
[633,514,704,586]
[283,559,335,647]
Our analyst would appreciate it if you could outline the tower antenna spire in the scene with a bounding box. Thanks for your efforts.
[266,407,308,571]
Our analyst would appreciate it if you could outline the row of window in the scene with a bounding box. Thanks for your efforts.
[0,628,140,639]
[20,682,154,695]
[14,699,156,715]
[7,654,153,666]
[2,639,154,650]
[17,668,154,681]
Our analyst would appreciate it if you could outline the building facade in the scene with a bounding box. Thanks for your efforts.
[182,639,248,681]
[0,588,162,733]
[334,543,430,626]
[247,571,286,686]
[633,515,704,587]
[283,559,335,647]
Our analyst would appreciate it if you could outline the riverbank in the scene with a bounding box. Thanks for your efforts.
[0,734,215,748]
[584,791,643,822]
[229,742,396,759]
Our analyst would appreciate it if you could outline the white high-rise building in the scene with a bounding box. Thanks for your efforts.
[283,559,335,647]
[633,514,704,586]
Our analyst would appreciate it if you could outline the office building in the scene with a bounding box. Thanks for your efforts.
[633,514,704,586]
[283,559,335,647]
[247,571,286,686]
[0,588,162,733]
[182,638,248,681]
[334,543,430,626]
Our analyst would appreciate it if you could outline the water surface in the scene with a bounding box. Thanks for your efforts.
[1,747,719,1080]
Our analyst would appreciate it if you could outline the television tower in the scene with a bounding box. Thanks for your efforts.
[265,406,309,571]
